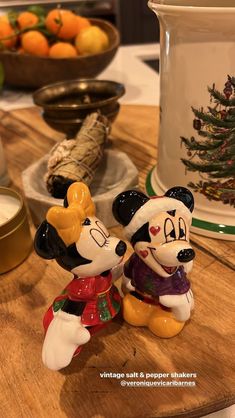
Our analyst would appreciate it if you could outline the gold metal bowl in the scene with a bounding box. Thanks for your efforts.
[33,79,125,137]
[0,18,119,89]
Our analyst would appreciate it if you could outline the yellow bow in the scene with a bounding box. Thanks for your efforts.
[46,182,95,246]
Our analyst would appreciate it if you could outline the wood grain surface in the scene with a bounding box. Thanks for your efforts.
[0,105,234,418]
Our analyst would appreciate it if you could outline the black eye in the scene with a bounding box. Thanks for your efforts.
[178,217,187,240]
[83,218,91,226]
[164,218,176,243]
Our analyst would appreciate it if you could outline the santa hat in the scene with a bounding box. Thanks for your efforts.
[112,187,194,241]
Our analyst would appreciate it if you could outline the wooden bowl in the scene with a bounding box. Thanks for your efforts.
[0,18,119,89]
[33,79,125,137]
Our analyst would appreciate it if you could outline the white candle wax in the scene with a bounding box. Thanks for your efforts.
[0,194,20,226]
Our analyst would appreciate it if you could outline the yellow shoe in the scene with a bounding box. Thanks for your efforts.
[123,293,156,326]
[123,293,185,338]
[148,305,185,338]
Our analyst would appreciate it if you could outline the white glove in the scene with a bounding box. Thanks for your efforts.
[159,289,194,322]
[42,310,91,371]
[122,274,135,292]
[183,260,194,274]
[111,263,124,281]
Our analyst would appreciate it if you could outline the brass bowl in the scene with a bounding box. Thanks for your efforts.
[33,79,125,137]
[0,18,119,88]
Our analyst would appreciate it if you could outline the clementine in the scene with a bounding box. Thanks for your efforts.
[18,47,25,54]
[49,42,77,58]
[22,31,49,56]
[0,15,9,23]
[76,16,91,34]
[17,11,39,30]
[0,20,17,49]
[45,9,78,40]
[75,26,109,55]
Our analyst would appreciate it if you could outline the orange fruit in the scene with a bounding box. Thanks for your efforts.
[49,42,77,58]
[22,31,49,56]
[0,21,17,49]
[76,16,91,34]
[75,26,109,55]
[17,11,39,30]
[45,9,78,40]
[0,15,9,24]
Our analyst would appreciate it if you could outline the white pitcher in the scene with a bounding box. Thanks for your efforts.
[147,0,235,240]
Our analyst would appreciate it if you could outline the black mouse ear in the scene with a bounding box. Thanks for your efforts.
[112,190,149,226]
[165,186,194,213]
[34,220,67,260]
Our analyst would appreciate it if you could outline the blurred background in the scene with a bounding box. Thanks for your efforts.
[0,0,160,45]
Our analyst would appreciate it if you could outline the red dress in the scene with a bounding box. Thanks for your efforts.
[43,272,121,335]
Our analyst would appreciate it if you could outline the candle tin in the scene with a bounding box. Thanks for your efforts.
[0,187,32,274]
[0,138,10,187]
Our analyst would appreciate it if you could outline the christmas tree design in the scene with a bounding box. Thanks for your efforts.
[181,75,235,207]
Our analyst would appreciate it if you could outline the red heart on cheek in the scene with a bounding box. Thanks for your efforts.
[150,226,161,236]
[139,250,148,258]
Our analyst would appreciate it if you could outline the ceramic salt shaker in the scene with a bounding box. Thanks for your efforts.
[112,186,195,338]
[34,181,126,371]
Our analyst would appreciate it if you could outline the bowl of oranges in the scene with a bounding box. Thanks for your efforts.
[0,6,119,88]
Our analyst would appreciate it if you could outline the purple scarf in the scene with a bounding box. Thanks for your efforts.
[124,253,190,297]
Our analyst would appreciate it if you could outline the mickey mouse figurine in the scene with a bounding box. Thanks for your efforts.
[112,186,195,338]
[34,182,126,370]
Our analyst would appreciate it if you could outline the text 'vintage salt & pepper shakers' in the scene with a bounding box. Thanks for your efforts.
[34,182,126,371]
[112,186,195,338]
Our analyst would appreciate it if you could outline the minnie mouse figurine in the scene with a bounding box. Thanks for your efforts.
[34,182,126,370]
[112,186,195,339]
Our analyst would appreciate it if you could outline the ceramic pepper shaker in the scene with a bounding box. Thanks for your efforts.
[34,182,126,370]
[112,186,195,338]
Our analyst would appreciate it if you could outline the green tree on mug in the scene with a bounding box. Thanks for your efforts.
[181,75,235,207]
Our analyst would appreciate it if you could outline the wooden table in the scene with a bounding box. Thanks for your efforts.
[0,105,234,418]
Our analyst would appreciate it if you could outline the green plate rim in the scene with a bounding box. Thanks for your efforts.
[146,167,235,235]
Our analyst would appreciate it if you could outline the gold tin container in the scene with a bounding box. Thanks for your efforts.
[0,187,32,274]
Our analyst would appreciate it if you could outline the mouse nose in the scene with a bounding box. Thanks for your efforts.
[115,240,127,256]
[177,248,195,263]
